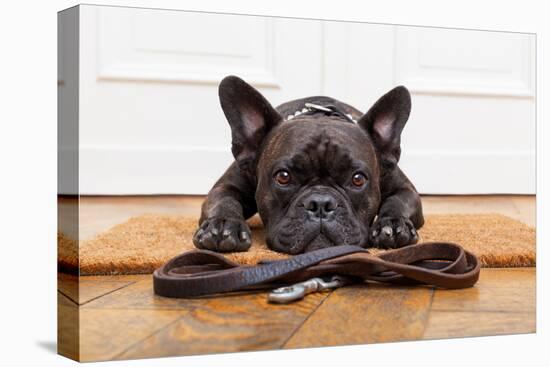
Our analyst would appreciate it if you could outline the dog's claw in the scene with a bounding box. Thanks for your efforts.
[240,231,250,242]
[192,217,251,252]
[370,216,418,249]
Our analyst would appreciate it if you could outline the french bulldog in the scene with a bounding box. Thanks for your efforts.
[192,76,424,254]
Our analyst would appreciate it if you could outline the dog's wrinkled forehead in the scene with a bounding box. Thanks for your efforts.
[260,119,378,176]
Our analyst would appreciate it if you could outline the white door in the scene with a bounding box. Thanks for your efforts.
[323,23,535,194]
[68,5,535,195]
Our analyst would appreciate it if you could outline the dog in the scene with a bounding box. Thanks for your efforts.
[192,76,424,254]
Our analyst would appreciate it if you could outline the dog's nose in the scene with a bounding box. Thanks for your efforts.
[303,194,337,219]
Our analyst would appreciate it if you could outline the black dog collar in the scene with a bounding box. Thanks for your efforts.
[285,102,357,124]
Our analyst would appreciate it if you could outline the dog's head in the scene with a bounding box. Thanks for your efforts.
[219,76,412,254]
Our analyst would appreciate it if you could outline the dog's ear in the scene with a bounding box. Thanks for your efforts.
[357,86,412,169]
[219,75,282,174]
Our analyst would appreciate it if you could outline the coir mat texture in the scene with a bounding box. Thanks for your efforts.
[58,213,535,275]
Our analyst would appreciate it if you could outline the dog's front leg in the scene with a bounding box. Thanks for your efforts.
[369,169,424,249]
[193,163,257,252]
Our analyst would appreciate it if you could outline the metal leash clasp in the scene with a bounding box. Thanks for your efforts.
[268,275,348,304]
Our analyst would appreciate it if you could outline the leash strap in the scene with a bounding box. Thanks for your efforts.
[153,242,480,299]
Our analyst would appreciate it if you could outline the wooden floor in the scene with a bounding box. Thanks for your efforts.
[58,195,536,362]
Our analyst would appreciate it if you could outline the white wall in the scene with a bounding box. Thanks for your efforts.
[69,5,535,195]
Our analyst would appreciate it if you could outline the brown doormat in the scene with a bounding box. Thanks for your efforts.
[58,213,535,275]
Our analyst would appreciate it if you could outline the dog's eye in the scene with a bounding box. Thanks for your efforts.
[274,170,291,186]
[351,173,367,187]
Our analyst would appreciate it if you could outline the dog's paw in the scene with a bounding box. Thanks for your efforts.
[193,217,252,252]
[369,216,419,249]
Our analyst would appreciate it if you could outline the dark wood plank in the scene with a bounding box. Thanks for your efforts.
[114,291,329,360]
[423,311,535,339]
[79,308,188,362]
[430,268,536,313]
[79,195,204,240]
[58,292,79,361]
[58,273,79,304]
[284,284,433,349]
[474,267,535,288]
[424,268,535,339]
[58,273,137,305]
[82,276,204,310]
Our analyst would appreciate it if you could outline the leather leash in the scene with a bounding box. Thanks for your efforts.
[153,242,480,303]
